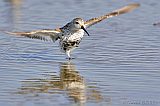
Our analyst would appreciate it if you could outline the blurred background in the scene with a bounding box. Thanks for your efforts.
[0,0,160,106]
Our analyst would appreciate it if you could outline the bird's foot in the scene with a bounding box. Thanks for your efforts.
[66,57,75,60]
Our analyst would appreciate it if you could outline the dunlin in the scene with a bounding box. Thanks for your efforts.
[6,3,140,59]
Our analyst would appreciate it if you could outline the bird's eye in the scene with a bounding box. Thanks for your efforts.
[75,22,79,24]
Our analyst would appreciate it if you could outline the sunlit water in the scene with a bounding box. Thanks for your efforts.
[0,0,160,106]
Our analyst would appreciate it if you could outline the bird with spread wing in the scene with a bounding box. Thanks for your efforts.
[5,3,140,59]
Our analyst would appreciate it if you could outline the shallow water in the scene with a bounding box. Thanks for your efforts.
[0,0,160,106]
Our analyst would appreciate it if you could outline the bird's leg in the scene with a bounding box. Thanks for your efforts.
[66,50,75,60]
[66,50,71,60]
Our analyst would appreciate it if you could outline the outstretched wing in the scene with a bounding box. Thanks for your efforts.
[5,29,62,42]
[85,3,140,28]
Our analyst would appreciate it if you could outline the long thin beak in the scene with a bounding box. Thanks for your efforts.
[81,26,90,36]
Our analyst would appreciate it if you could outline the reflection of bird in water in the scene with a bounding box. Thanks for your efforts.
[17,62,103,103]
[6,3,140,59]
[60,62,86,103]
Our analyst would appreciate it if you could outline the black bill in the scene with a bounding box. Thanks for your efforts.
[81,26,90,36]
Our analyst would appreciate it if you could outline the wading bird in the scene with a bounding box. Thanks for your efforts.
[6,3,140,59]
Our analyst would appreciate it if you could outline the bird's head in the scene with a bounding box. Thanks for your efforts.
[71,18,90,36]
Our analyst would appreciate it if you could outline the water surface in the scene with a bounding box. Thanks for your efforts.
[0,0,160,106]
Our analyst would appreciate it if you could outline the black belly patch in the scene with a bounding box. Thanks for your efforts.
[62,40,81,51]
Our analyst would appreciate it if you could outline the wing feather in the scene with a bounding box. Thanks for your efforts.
[85,3,140,28]
[5,29,61,42]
